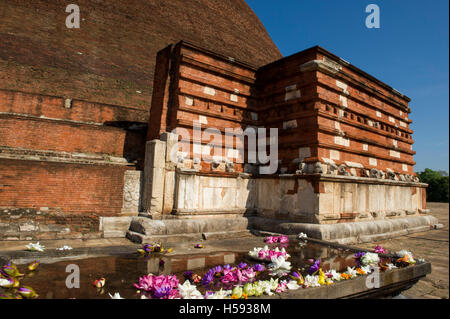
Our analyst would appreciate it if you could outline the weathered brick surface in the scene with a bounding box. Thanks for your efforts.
[0,159,131,215]
[150,43,418,177]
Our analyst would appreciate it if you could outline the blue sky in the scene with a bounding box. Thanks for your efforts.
[246,0,449,173]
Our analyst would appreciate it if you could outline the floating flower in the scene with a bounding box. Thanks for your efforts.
[194,244,204,249]
[268,255,292,274]
[108,292,124,299]
[298,233,308,239]
[345,267,358,278]
[318,269,326,285]
[248,246,290,262]
[94,278,106,288]
[396,250,416,264]
[264,235,290,244]
[252,264,265,272]
[304,275,320,287]
[289,271,304,285]
[275,280,288,293]
[26,242,45,252]
[286,280,301,290]
[17,286,38,299]
[386,263,398,270]
[178,281,203,299]
[56,245,73,251]
[360,252,380,266]
[205,289,232,299]
[325,269,341,282]
[2,262,23,278]
[373,245,387,254]
[308,259,321,275]
[231,286,243,299]
[134,274,180,299]
[27,261,40,271]
[340,273,351,280]
[0,277,14,288]
[265,236,277,244]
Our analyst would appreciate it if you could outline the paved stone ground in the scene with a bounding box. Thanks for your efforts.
[361,202,449,299]
[0,203,447,299]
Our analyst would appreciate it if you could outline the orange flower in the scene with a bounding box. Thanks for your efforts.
[341,273,350,280]
[356,268,366,275]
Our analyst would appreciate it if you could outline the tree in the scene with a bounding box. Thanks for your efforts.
[417,168,449,203]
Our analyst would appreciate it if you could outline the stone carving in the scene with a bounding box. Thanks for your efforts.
[211,159,221,169]
[386,168,396,180]
[360,169,370,177]
[296,162,307,175]
[399,174,406,182]
[338,164,349,176]
[328,163,338,175]
[225,161,235,173]
[122,171,142,214]
[370,168,381,179]
[313,162,323,174]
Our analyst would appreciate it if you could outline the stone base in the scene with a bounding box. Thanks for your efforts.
[248,215,440,245]
[126,216,251,244]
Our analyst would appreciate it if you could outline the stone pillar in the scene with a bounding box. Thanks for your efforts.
[161,132,178,214]
[121,170,143,216]
[142,140,166,218]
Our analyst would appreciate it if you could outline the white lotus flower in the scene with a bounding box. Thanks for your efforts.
[286,280,301,290]
[345,267,358,278]
[178,281,203,299]
[108,292,124,299]
[56,245,73,251]
[360,265,373,274]
[304,275,320,287]
[360,252,380,266]
[206,289,232,299]
[26,242,45,252]
[325,269,342,281]
[298,232,308,239]
[268,256,291,271]
[386,263,397,270]
[0,278,11,287]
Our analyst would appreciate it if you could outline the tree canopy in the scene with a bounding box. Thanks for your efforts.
[418,168,449,203]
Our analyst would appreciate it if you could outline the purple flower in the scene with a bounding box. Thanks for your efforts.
[211,265,222,274]
[309,259,321,274]
[354,252,366,267]
[223,264,232,271]
[184,271,193,279]
[252,264,265,272]
[237,262,247,269]
[202,270,214,286]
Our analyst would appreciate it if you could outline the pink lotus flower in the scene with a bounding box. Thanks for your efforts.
[134,274,179,299]
[279,236,289,244]
[373,245,387,254]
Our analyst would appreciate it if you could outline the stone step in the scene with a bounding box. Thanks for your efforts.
[126,230,203,244]
[126,229,254,244]
[128,216,250,236]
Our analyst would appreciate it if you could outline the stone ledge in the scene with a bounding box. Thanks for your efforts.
[248,215,440,245]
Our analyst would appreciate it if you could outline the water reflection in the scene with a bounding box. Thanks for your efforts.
[18,240,359,299]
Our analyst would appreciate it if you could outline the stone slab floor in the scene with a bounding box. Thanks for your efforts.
[0,203,448,299]
[361,202,449,299]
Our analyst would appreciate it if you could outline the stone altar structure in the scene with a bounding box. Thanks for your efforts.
[123,41,438,244]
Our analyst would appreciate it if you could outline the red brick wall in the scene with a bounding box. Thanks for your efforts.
[0,159,130,215]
